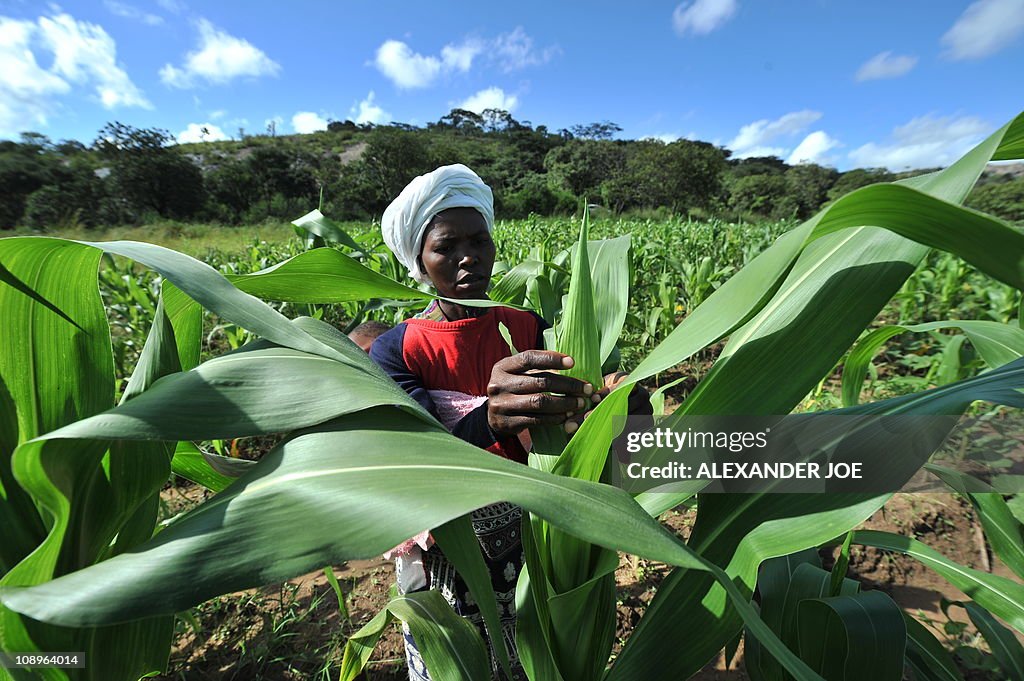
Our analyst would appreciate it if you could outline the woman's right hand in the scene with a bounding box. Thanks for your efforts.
[486,350,595,437]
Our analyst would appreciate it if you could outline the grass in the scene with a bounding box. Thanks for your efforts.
[7,220,301,258]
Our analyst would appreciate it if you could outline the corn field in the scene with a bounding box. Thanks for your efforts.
[1,113,1023,681]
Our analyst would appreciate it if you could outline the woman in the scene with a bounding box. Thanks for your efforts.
[370,164,636,680]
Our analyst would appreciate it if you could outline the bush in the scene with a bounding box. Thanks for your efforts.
[966,177,1024,222]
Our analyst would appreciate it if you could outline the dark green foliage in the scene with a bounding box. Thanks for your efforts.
[0,135,63,228]
[728,173,796,219]
[24,162,108,228]
[785,163,839,218]
[94,122,206,222]
[8,112,1023,229]
[544,140,627,198]
[826,167,896,202]
[600,139,728,213]
[966,176,1024,222]
[729,155,789,178]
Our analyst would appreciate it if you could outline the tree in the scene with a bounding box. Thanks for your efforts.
[568,121,623,140]
[827,168,895,202]
[966,177,1024,222]
[433,109,485,135]
[544,140,626,198]
[334,126,434,217]
[785,163,838,218]
[598,140,728,213]
[94,122,205,222]
[0,135,61,228]
[729,155,789,178]
[728,173,794,219]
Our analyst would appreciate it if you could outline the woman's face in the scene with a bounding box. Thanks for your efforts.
[419,207,495,299]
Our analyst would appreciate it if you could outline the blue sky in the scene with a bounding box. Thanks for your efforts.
[1,0,1022,170]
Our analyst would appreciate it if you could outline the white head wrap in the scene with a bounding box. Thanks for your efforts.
[381,164,494,284]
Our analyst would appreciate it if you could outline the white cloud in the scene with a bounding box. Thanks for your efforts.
[673,0,738,36]
[0,13,151,136]
[0,18,69,135]
[177,122,229,143]
[942,0,1024,60]
[37,14,151,109]
[492,27,559,71]
[209,108,226,120]
[787,131,840,165]
[374,40,441,88]
[103,1,163,25]
[350,91,390,125]
[855,51,918,81]
[374,38,483,89]
[160,18,280,88]
[373,29,558,89]
[848,114,991,170]
[728,110,821,158]
[291,111,328,134]
[441,41,482,72]
[457,86,518,114]
[156,0,186,13]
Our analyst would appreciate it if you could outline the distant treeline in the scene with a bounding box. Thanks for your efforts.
[2,109,1023,230]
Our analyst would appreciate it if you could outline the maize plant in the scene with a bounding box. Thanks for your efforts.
[1,113,1024,681]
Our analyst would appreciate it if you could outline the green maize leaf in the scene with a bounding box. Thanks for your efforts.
[952,600,1024,680]
[169,441,237,493]
[515,511,566,681]
[927,465,1024,582]
[161,281,202,371]
[291,208,365,253]
[119,296,180,404]
[937,334,968,387]
[46,320,438,444]
[829,532,853,598]
[0,237,112,677]
[526,273,559,325]
[557,206,603,390]
[586,235,632,365]
[612,357,1024,679]
[229,246,430,303]
[0,407,829,681]
[322,564,349,622]
[842,320,1024,406]
[0,375,44,574]
[746,552,824,681]
[747,558,903,681]
[490,258,546,303]
[809,183,1024,290]
[387,590,492,681]
[796,590,906,681]
[649,376,687,419]
[569,113,1024,475]
[902,613,963,681]
[338,598,392,681]
[591,113,1024,679]
[544,548,618,681]
[225,247,521,315]
[431,515,512,678]
[0,259,83,331]
[0,238,177,680]
[854,530,1024,633]
[339,514,512,680]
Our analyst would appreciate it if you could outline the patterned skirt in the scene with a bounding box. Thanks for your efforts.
[400,502,527,681]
